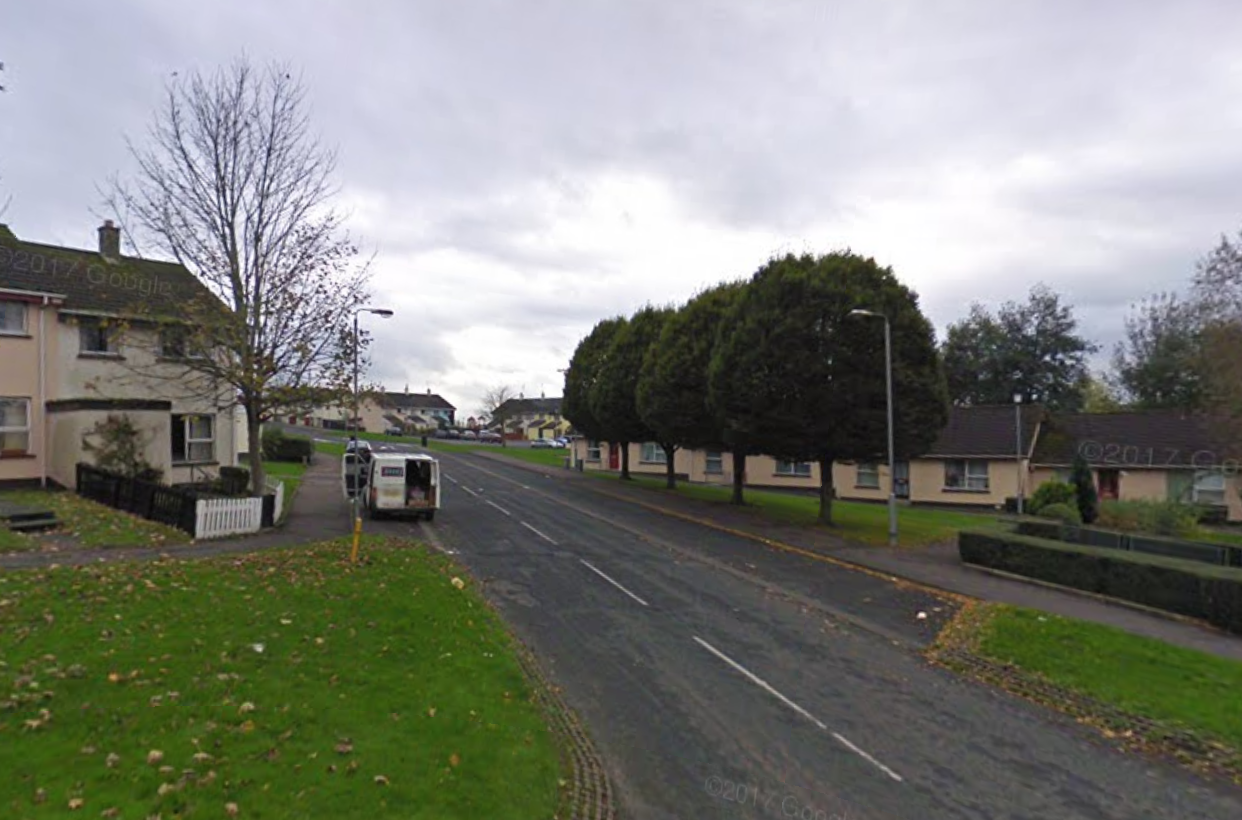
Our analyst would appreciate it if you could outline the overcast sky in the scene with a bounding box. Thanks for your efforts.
[4,0,1242,417]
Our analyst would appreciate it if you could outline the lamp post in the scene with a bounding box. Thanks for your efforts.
[350,307,394,563]
[848,309,897,547]
[1014,392,1024,516]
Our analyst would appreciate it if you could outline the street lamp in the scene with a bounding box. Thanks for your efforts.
[350,306,394,563]
[1014,392,1024,516]
[848,309,897,547]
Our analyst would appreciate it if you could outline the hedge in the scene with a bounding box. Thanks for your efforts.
[261,428,314,462]
[960,529,1242,634]
[1014,520,1241,568]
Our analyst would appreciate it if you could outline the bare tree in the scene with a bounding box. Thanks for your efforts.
[480,385,517,447]
[104,57,373,494]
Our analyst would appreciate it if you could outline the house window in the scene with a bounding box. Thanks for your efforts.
[0,301,26,335]
[0,398,31,454]
[775,460,812,477]
[172,414,215,463]
[640,442,667,463]
[79,319,114,354]
[857,462,880,488]
[945,459,989,491]
[587,441,601,461]
[1193,470,1226,506]
[159,326,204,359]
[705,450,724,475]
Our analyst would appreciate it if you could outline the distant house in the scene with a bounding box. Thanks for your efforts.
[282,386,456,433]
[1030,410,1242,520]
[1,220,242,489]
[570,405,1242,521]
[495,395,570,440]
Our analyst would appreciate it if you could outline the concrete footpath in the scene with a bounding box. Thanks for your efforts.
[469,450,1242,663]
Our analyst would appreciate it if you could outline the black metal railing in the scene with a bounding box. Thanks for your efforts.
[76,463,199,535]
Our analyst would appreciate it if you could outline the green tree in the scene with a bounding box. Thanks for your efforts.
[1080,373,1125,413]
[562,317,626,451]
[1070,453,1099,525]
[590,306,674,481]
[709,251,948,524]
[637,281,748,494]
[942,283,1099,410]
[1109,292,1206,410]
[1191,230,1242,455]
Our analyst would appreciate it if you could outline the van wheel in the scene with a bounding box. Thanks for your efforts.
[423,511,435,523]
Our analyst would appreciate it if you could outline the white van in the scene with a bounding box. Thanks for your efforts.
[363,453,441,521]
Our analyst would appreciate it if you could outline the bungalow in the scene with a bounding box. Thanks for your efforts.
[495,395,571,440]
[1,220,241,489]
[282,387,455,433]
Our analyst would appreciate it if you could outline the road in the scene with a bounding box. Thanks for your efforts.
[296,427,1242,819]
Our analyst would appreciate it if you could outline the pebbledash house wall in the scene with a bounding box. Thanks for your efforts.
[47,316,238,489]
[0,296,61,485]
[1030,465,1242,523]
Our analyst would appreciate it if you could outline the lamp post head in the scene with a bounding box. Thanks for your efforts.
[1014,392,1022,404]
[370,309,394,318]
[848,308,881,318]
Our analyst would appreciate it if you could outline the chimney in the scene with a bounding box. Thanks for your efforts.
[98,220,121,259]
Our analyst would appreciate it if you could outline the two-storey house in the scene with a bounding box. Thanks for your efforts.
[0,221,241,489]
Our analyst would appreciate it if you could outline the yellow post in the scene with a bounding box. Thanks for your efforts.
[350,514,362,563]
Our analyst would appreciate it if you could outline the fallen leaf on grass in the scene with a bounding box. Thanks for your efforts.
[451,577,465,589]
[226,803,239,817]
[105,753,119,768]
[239,701,256,714]
[334,740,353,755]
[374,775,390,786]
[449,753,460,767]
[68,797,84,810]
[147,750,164,765]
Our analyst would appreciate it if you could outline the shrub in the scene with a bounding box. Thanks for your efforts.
[262,428,312,462]
[1037,502,1082,524]
[1070,454,1099,524]
[218,466,251,495]
[1028,480,1076,514]
[1098,499,1200,538]
[958,529,1242,634]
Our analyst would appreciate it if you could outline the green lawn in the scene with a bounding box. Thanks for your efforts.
[0,489,190,552]
[596,474,1005,546]
[0,538,564,819]
[972,604,1242,754]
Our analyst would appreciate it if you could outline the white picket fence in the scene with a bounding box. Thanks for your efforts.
[195,497,263,538]
[193,478,286,539]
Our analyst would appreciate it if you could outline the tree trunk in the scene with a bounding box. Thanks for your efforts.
[731,449,746,505]
[246,403,266,498]
[663,444,677,489]
[818,457,834,525]
[620,442,631,480]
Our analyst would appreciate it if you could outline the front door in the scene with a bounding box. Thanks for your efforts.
[1097,469,1120,500]
[893,461,910,499]
[608,445,620,470]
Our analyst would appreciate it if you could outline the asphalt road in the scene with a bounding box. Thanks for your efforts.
[300,428,1242,819]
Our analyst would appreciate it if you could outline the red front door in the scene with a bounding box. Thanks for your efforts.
[1097,469,1120,500]
[608,445,620,470]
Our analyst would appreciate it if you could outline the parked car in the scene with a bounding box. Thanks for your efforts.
[433,429,448,439]
[531,438,555,449]
[477,430,502,443]
[462,430,478,440]
[446,429,462,439]
[384,426,403,436]
[553,436,570,448]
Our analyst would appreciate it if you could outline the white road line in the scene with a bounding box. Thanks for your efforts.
[486,500,512,517]
[580,560,649,607]
[520,521,559,545]
[460,486,478,498]
[831,733,903,782]
[691,636,903,783]
[445,474,458,485]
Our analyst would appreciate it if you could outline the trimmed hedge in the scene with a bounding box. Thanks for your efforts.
[1037,502,1081,524]
[261,428,313,462]
[960,528,1242,634]
[1014,520,1241,567]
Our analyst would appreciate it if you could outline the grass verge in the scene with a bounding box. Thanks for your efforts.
[934,602,1242,773]
[0,489,189,552]
[0,537,564,819]
[582,473,1005,546]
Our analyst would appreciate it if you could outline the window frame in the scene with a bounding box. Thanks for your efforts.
[0,300,27,335]
[78,318,115,355]
[171,413,216,464]
[774,460,813,477]
[705,450,724,475]
[944,458,990,492]
[1193,469,1227,506]
[158,325,207,360]
[586,441,601,461]
[0,397,31,455]
[856,462,881,489]
[640,442,667,464]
